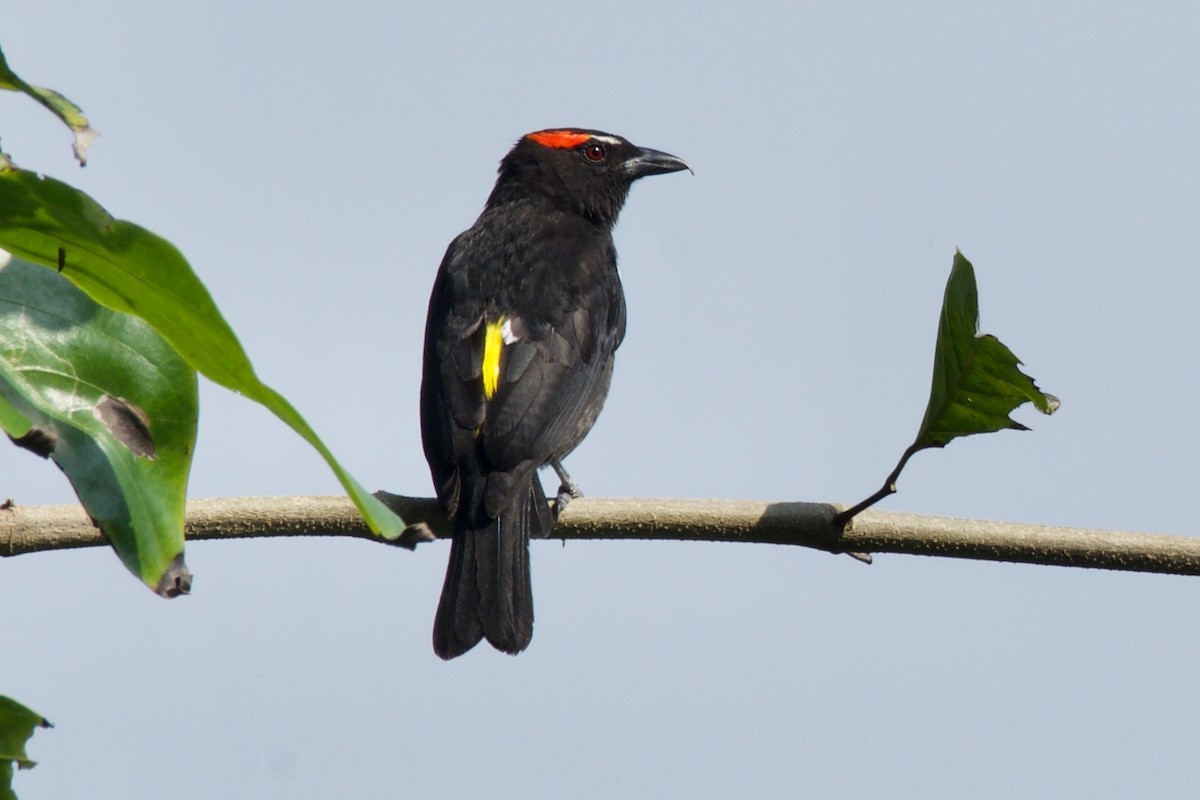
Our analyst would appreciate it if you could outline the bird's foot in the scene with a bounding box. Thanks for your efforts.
[550,459,583,520]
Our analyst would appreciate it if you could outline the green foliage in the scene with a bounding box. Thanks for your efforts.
[0,44,96,165]
[838,251,1059,524]
[0,167,403,540]
[916,250,1059,450]
[0,695,50,800]
[0,254,197,593]
[0,40,402,541]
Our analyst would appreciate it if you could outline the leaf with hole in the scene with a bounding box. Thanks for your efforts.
[0,253,196,594]
[0,166,403,539]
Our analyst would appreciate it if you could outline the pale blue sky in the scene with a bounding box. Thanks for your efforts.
[3,2,1199,797]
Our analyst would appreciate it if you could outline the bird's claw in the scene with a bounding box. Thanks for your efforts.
[550,459,582,520]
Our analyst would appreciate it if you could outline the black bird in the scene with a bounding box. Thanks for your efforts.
[421,128,689,659]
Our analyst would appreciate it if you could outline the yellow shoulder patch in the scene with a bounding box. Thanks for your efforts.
[482,317,505,399]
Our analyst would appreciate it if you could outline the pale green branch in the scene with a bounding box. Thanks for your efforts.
[0,494,1196,577]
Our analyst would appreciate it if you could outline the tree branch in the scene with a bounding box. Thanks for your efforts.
[1,494,1197,577]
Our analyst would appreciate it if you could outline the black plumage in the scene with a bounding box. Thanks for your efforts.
[421,129,689,659]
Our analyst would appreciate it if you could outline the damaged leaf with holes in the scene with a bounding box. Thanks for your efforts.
[0,166,403,539]
[0,252,196,595]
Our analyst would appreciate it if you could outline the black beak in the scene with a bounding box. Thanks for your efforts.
[624,146,692,179]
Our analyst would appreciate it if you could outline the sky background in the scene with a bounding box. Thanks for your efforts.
[3,2,1199,797]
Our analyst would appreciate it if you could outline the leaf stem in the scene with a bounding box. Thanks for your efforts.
[833,443,925,527]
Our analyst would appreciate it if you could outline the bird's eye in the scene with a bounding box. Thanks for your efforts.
[582,143,607,163]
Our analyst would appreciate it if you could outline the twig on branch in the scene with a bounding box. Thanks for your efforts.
[832,443,922,526]
[0,494,1198,577]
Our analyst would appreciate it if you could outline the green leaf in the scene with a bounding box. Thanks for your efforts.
[0,253,196,593]
[916,250,1059,450]
[0,394,34,439]
[0,695,50,800]
[0,166,404,539]
[835,250,1061,526]
[0,44,97,166]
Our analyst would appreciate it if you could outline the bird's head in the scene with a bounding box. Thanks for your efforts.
[490,128,690,225]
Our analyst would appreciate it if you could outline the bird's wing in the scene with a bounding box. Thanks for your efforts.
[421,233,625,520]
[476,294,621,517]
[419,236,489,517]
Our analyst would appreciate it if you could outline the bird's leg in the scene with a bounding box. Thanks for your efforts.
[550,458,582,519]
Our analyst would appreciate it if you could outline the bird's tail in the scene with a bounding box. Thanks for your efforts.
[433,477,551,659]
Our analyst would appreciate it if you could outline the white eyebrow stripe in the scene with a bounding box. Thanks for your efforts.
[589,134,623,146]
